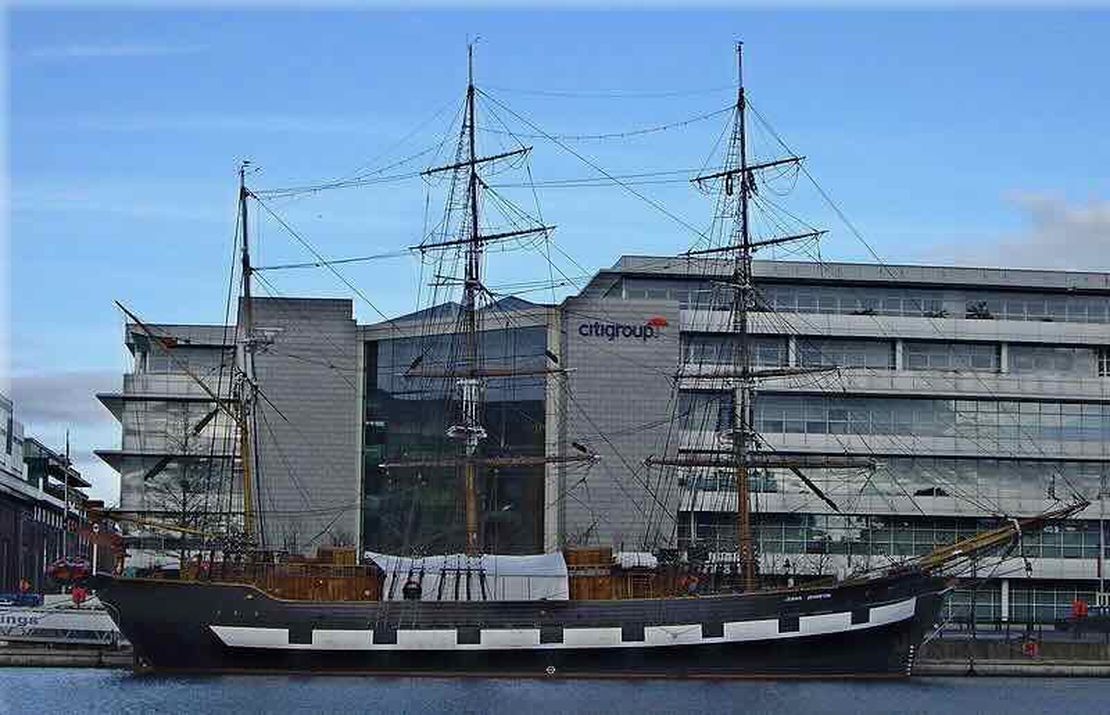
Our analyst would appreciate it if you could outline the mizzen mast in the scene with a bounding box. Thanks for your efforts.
[650,43,871,591]
[692,42,770,591]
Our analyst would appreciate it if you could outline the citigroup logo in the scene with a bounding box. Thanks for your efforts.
[578,316,669,341]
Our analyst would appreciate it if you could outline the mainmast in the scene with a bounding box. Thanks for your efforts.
[392,46,590,561]
[732,43,756,591]
[460,45,484,556]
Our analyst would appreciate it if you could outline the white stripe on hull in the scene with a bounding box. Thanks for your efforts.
[480,629,540,649]
[313,629,374,650]
[396,629,456,649]
[562,627,623,647]
[798,611,852,636]
[209,596,919,652]
[644,624,703,646]
[871,598,915,624]
[723,618,778,641]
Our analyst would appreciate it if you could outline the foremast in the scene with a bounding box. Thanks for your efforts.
[109,165,265,552]
[236,162,259,545]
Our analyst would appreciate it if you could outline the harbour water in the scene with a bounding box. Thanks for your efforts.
[2,670,1109,714]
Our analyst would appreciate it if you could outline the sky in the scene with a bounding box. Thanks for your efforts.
[5,7,1110,503]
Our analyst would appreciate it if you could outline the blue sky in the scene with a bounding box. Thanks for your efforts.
[7,8,1110,501]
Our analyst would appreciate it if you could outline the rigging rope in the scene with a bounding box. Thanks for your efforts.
[253,97,463,201]
[485,84,736,99]
[478,104,733,142]
[251,194,394,324]
[476,88,711,242]
[253,250,410,272]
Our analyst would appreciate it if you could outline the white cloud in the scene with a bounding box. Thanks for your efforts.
[25,43,206,61]
[928,194,1110,272]
[10,370,122,503]
[10,370,119,428]
[68,450,121,505]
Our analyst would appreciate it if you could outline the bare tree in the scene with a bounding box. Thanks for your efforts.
[142,404,227,568]
[145,462,212,567]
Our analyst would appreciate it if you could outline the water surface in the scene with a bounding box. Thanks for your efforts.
[1,669,1107,714]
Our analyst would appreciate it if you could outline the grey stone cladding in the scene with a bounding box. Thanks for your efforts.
[250,298,360,552]
[560,297,680,550]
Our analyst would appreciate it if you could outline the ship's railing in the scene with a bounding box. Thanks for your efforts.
[564,548,705,600]
[181,561,384,602]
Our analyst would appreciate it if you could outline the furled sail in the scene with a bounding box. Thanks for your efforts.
[365,551,569,602]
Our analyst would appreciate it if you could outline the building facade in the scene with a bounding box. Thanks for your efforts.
[104,258,1110,623]
[97,323,239,567]
[0,393,97,592]
[97,299,360,564]
[580,256,1110,625]
[361,298,557,555]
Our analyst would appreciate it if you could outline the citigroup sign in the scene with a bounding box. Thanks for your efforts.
[578,316,669,341]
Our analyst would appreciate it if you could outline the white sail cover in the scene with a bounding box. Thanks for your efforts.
[614,551,658,569]
[365,551,569,602]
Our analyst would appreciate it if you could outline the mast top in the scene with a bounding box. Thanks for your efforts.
[238,160,252,194]
[736,41,743,88]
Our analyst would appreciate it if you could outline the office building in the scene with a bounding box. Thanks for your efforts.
[102,257,1110,623]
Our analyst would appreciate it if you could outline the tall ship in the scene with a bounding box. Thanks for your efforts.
[90,45,1087,677]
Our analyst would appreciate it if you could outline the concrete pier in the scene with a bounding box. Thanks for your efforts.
[916,635,1110,676]
[0,646,131,668]
[916,659,1110,676]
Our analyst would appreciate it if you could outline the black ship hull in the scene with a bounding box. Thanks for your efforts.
[95,571,948,678]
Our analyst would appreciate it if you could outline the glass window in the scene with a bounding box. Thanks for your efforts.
[1008,345,1096,377]
[738,284,1110,325]
[816,295,838,314]
[1,402,12,456]
[362,326,549,554]
[679,391,735,433]
[904,341,999,372]
[798,338,893,370]
[754,394,1110,446]
[681,335,787,368]
[881,297,903,316]
[143,344,233,375]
